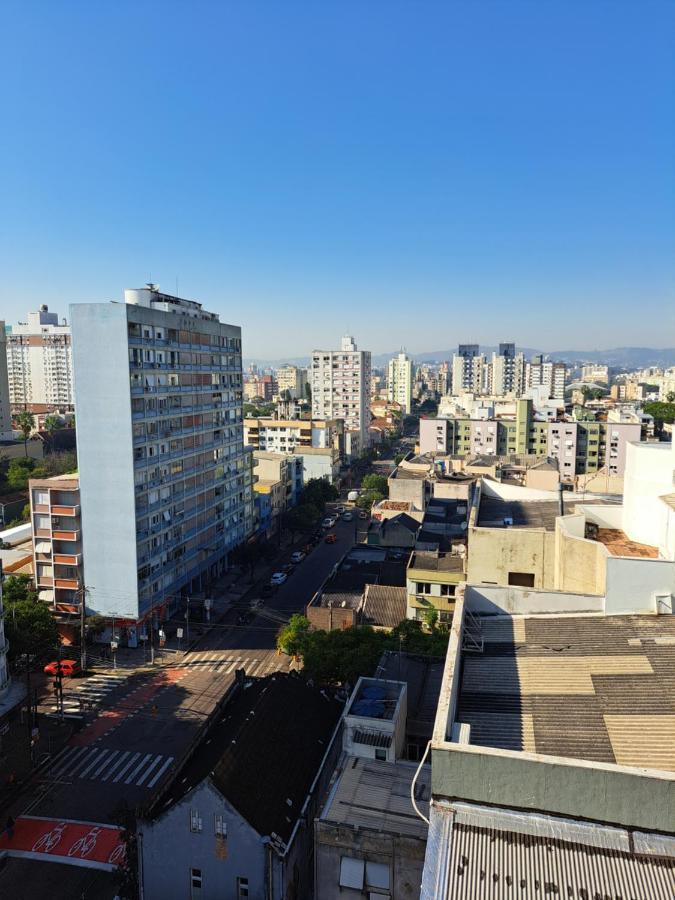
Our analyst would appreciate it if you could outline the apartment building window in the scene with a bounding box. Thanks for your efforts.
[190,868,202,898]
[236,877,249,898]
[508,572,535,587]
[190,809,203,833]
[416,582,431,594]
[440,584,456,597]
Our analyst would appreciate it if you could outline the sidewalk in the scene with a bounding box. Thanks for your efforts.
[84,531,316,674]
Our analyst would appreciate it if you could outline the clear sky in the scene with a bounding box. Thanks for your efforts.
[1,1,673,359]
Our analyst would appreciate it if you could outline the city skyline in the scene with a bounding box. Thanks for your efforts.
[1,1,673,356]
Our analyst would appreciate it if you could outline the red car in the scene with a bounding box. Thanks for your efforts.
[43,659,81,678]
[325,533,337,544]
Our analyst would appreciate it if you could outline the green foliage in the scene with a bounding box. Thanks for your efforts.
[356,490,385,510]
[276,614,311,656]
[6,457,36,491]
[283,502,320,537]
[361,473,388,495]
[394,453,405,465]
[243,402,275,418]
[43,415,64,434]
[3,575,59,663]
[300,477,338,508]
[0,449,77,496]
[302,626,386,684]
[85,615,106,640]
[643,402,675,430]
[6,504,31,528]
[297,621,450,685]
[13,411,35,449]
[422,608,438,630]
[666,392,675,403]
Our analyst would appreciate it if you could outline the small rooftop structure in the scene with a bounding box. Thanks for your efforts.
[477,494,571,530]
[409,550,464,573]
[361,585,407,629]
[343,676,408,763]
[320,757,429,839]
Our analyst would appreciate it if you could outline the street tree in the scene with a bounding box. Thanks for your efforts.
[283,503,320,541]
[13,411,35,456]
[43,415,64,435]
[361,473,388,495]
[276,614,311,657]
[3,575,59,663]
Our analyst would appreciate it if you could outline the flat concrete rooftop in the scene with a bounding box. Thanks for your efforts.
[409,551,464,573]
[457,614,675,772]
[320,757,429,839]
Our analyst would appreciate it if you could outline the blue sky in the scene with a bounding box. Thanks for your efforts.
[1,1,673,358]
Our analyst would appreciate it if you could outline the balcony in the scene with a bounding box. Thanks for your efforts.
[52,529,79,541]
[55,578,79,590]
[51,505,79,517]
[53,553,81,566]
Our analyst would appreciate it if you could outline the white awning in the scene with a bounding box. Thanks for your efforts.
[38,589,54,602]
[35,542,52,554]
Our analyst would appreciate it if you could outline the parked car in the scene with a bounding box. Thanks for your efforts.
[281,563,295,575]
[342,512,353,522]
[325,533,337,544]
[270,572,288,586]
[44,659,81,678]
[335,505,345,514]
[322,518,333,529]
[260,583,275,598]
[290,551,306,564]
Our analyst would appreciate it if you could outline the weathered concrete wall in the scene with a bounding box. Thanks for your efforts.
[605,557,674,614]
[314,820,426,899]
[464,583,603,616]
[467,526,556,589]
[430,742,675,834]
[555,517,607,595]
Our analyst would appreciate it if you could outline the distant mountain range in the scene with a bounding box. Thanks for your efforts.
[244,347,675,370]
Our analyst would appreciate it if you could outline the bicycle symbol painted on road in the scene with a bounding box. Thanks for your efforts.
[32,821,68,854]
[108,841,127,866]
[67,826,102,858]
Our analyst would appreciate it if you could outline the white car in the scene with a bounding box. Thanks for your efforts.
[322,518,333,529]
[290,551,306,564]
[270,572,288,586]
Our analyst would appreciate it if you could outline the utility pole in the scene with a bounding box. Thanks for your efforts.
[185,596,190,645]
[77,585,90,673]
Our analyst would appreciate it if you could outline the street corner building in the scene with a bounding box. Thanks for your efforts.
[137,672,343,900]
[70,285,254,630]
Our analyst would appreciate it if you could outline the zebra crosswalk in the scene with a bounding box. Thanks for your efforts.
[51,745,175,789]
[48,673,129,715]
[183,652,298,676]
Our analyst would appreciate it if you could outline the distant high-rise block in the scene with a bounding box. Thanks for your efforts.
[6,306,73,413]
[310,335,372,447]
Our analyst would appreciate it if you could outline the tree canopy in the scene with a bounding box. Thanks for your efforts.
[361,473,388,495]
[277,619,450,684]
[0,450,77,496]
[2,574,59,663]
[643,402,675,431]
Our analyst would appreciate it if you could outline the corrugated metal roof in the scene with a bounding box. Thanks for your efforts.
[422,804,675,900]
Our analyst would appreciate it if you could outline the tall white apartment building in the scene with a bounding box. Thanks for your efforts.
[311,335,371,447]
[525,355,566,401]
[451,344,486,393]
[71,285,253,625]
[6,306,73,412]
[276,364,308,400]
[387,351,413,414]
[0,324,13,440]
[489,343,525,396]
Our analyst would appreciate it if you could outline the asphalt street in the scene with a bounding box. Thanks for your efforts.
[0,509,360,898]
